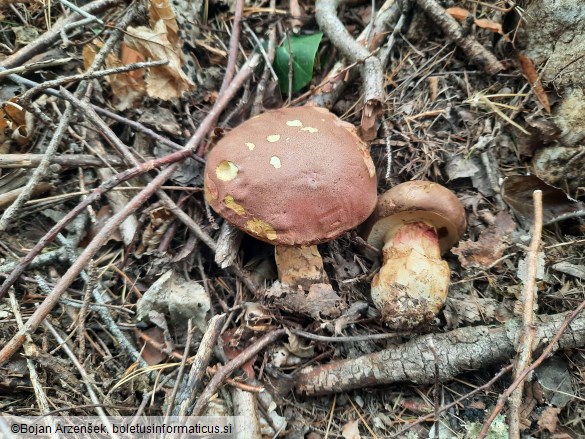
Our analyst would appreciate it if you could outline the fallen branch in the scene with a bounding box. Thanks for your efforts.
[294,311,585,395]
[415,0,504,75]
[315,0,385,137]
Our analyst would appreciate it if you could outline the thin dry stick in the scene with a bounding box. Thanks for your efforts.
[414,0,504,75]
[392,365,513,437]
[164,319,194,423]
[509,190,543,437]
[76,260,98,361]
[219,0,245,95]
[315,0,385,131]
[0,153,127,168]
[18,60,167,106]
[0,0,118,69]
[59,88,215,251]
[7,289,51,415]
[0,4,140,231]
[174,314,226,416]
[191,329,286,416]
[0,53,262,367]
[0,103,73,231]
[43,319,119,439]
[480,191,544,439]
[0,57,72,78]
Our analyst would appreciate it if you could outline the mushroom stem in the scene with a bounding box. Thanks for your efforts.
[274,245,328,290]
[372,222,450,328]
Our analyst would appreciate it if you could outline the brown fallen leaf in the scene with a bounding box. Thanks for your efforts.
[501,175,585,224]
[537,406,562,434]
[124,20,196,100]
[452,211,516,269]
[446,7,470,20]
[518,53,551,113]
[83,42,146,110]
[475,18,504,35]
[148,0,180,46]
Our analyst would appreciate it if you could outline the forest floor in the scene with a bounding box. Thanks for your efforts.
[1,0,585,438]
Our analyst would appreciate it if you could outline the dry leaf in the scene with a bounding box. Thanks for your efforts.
[446,7,470,20]
[518,53,551,113]
[341,419,361,439]
[83,42,146,110]
[501,175,585,224]
[475,18,503,35]
[148,0,180,46]
[124,20,196,100]
[452,211,516,269]
[537,406,561,433]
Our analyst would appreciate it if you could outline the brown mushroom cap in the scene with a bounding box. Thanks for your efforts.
[204,106,377,245]
[363,181,466,254]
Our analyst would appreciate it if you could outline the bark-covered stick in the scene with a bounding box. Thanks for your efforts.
[295,311,585,395]
[415,0,504,75]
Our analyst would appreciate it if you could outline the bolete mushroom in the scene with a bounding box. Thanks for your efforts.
[362,181,466,328]
[204,106,377,290]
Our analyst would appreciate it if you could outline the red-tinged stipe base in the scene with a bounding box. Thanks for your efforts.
[374,221,449,329]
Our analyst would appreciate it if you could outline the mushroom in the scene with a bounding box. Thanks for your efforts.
[362,181,466,328]
[204,106,377,290]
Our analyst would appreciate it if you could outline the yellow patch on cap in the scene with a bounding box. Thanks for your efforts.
[301,127,318,133]
[246,219,277,241]
[223,195,245,215]
[286,120,303,127]
[216,160,238,181]
[245,142,255,150]
[270,156,281,168]
[266,134,281,142]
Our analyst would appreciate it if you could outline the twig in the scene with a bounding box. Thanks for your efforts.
[292,329,399,342]
[0,57,72,79]
[0,103,73,231]
[191,329,286,416]
[7,289,51,415]
[0,182,53,209]
[295,311,585,395]
[59,0,104,24]
[43,319,119,439]
[509,190,543,437]
[0,153,128,168]
[18,60,167,106]
[218,0,244,95]
[0,0,119,69]
[164,319,194,423]
[174,314,227,416]
[0,53,262,366]
[76,260,97,361]
[392,365,513,437]
[55,233,145,367]
[315,0,385,134]
[414,0,504,75]
[481,190,544,439]
[429,340,440,439]
[251,3,277,116]
[0,3,141,232]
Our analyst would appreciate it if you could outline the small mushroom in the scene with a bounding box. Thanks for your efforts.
[362,181,466,328]
[204,106,377,289]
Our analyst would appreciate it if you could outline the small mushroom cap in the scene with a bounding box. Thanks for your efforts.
[363,181,466,254]
[204,106,377,245]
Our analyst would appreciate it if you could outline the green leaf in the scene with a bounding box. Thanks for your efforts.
[273,32,323,93]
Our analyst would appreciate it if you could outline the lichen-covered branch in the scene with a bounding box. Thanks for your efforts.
[295,312,585,395]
